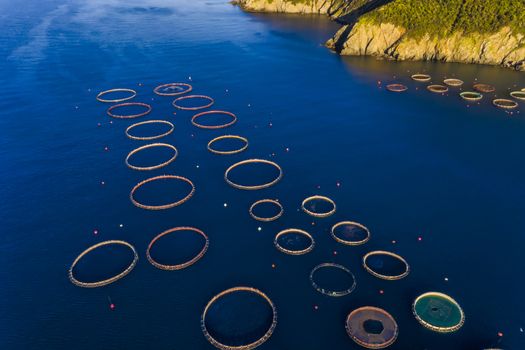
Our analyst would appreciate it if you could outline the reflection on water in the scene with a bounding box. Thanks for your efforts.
[1,1,524,350]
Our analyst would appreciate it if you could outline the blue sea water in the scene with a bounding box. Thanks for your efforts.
[1,0,525,349]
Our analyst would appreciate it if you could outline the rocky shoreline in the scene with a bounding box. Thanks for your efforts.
[235,0,525,71]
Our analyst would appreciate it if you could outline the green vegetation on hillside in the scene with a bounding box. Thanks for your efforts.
[361,0,525,37]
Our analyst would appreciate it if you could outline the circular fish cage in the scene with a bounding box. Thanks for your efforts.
[413,292,465,333]
[427,84,449,94]
[443,78,464,87]
[192,111,237,129]
[310,263,357,297]
[331,221,370,246]
[130,175,195,210]
[125,120,174,141]
[201,286,277,350]
[345,306,398,349]
[68,240,138,288]
[386,84,408,93]
[208,135,248,155]
[493,98,518,110]
[224,159,283,190]
[460,91,483,101]
[125,143,178,171]
[301,195,336,218]
[107,102,152,119]
[146,227,209,270]
[411,74,431,82]
[473,83,495,93]
[510,91,525,100]
[153,82,192,96]
[363,251,410,281]
[96,88,137,103]
[172,94,214,110]
[249,199,283,222]
[274,228,315,255]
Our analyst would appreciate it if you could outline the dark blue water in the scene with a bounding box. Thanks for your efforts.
[1,1,525,349]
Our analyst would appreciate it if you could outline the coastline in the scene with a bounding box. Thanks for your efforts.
[235,0,525,71]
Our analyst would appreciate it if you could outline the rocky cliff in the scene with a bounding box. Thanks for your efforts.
[236,0,525,71]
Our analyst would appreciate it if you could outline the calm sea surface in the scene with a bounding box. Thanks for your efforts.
[1,1,524,349]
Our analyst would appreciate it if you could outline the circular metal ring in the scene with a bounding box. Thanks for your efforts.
[301,195,336,218]
[201,286,277,350]
[346,306,398,349]
[96,88,137,103]
[125,143,178,171]
[411,74,431,82]
[427,84,449,94]
[125,120,174,141]
[192,111,237,129]
[207,135,248,155]
[225,159,283,190]
[473,83,495,93]
[249,199,283,222]
[413,292,465,333]
[460,91,483,101]
[172,95,214,110]
[363,250,410,281]
[146,227,209,270]
[274,228,314,255]
[331,221,370,246]
[443,78,464,87]
[493,98,519,109]
[107,102,152,119]
[153,83,192,96]
[386,84,407,92]
[310,263,357,297]
[130,175,195,210]
[68,240,138,288]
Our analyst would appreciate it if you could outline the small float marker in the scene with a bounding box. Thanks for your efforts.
[223,203,228,208]
[119,224,123,228]
[104,146,109,151]
[497,332,503,337]
[417,236,423,242]
[93,229,99,235]
[257,227,262,232]
[271,263,276,269]
[100,181,105,186]
[313,305,319,310]
[379,290,384,295]
[333,250,338,256]
[109,303,116,311]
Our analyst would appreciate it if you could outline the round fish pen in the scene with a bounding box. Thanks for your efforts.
[249,199,283,222]
[130,175,195,210]
[443,79,464,87]
[172,94,214,110]
[274,228,314,255]
[413,292,465,333]
[68,240,138,288]
[125,120,174,141]
[207,135,248,155]
[427,84,449,94]
[146,227,209,270]
[153,82,192,96]
[192,111,237,129]
[201,286,277,350]
[386,84,407,92]
[460,91,483,102]
[363,251,410,281]
[493,98,518,110]
[510,91,525,100]
[224,159,283,190]
[346,306,398,349]
[107,102,152,119]
[473,83,495,93]
[301,195,336,218]
[411,74,431,82]
[331,221,370,246]
[310,263,356,297]
[96,88,136,103]
[125,143,178,171]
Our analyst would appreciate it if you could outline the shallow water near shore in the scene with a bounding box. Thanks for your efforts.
[1,0,524,349]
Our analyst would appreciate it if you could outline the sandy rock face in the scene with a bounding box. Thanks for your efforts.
[328,22,525,71]
[234,0,339,14]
